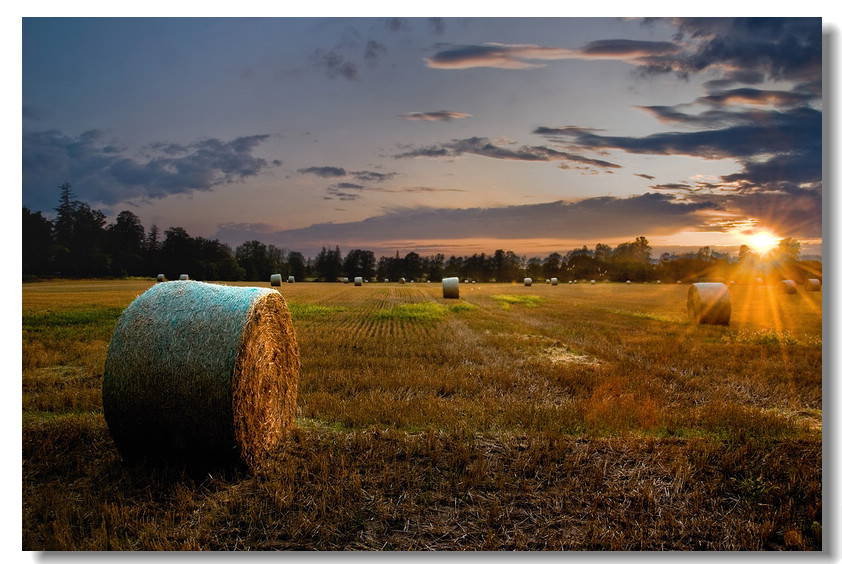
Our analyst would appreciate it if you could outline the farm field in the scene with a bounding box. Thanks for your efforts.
[22,278,822,550]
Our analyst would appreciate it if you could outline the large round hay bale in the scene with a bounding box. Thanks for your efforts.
[156,274,166,283]
[687,282,730,325]
[442,277,459,299]
[270,274,282,287]
[354,277,363,286]
[805,278,821,291]
[524,278,532,287]
[179,274,190,280]
[551,277,558,286]
[779,280,797,294]
[102,281,300,468]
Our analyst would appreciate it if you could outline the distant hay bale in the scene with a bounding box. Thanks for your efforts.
[354,277,363,286]
[805,278,822,291]
[779,280,797,294]
[287,276,295,283]
[656,280,661,284]
[102,281,299,468]
[270,274,282,287]
[551,278,558,286]
[342,277,349,284]
[442,277,459,299]
[179,274,190,281]
[755,278,764,285]
[687,282,731,325]
[399,278,406,284]
[590,280,596,284]
[156,274,166,283]
[524,278,532,286]
[626,280,631,284]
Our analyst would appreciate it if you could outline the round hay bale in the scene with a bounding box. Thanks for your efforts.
[590,280,596,284]
[442,277,459,299]
[399,278,406,284]
[270,274,282,287]
[156,274,166,283]
[754,278,764,285]
[626,280,631,285]
[179,274,190,281]
[687,282,731,325]
[354,277,363,286]
[524,277,532,287]
[779,280,797,294]
[551,277,558,286]
[287,276,295,283]
[102,281,300,468]
[805,278,822,291]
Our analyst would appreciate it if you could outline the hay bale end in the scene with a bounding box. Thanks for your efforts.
[687,282,731,325]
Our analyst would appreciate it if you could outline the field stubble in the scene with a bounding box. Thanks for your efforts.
[22,279,822,550]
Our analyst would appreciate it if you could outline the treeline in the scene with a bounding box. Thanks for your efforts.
[23,185,820,284]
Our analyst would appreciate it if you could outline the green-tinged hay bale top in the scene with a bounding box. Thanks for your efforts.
[779,280,797,294]
[687,282,731,325]
[270,274,282,286]
[442,277,459,299]
[179,274,190,280]
[102,281,300,469]
[805,278,822,291]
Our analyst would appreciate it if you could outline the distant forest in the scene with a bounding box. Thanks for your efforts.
[23,183,821,284]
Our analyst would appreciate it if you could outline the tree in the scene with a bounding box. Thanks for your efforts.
[236,240,272,281]
[287,251,306,281]
[22,208,54,275]
[344,249,376,281]
[108,210,146,276]
[314,246,342,281]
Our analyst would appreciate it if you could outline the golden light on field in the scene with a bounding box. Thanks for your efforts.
[747,230,780,255]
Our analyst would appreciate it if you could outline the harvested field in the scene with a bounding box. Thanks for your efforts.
[22,279,823,550]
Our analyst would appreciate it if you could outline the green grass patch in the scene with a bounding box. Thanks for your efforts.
[448,302,478,313]
[491,294,543,308]
[288,303,347,318]
[373,302,449,323]
[22,307,124,341]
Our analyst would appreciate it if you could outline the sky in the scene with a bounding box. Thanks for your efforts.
[21,16,826,259]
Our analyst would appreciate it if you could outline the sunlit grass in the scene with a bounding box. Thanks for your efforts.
[22,280,822,550]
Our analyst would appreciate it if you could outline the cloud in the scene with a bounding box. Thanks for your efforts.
[400,111,472,122]
[298,166,347,178]
[536,106,821,190]
[22,129,277,211]
[424,43,574,69]
[310,48,358,80]
[215,192,718,253]
[424,19,821,86]
[364,40,387,67]
[394,136,620,171]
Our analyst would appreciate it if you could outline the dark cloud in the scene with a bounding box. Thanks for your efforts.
[654,17,823,83]
[310,48,358,80]
[364,40,387,67]
[394,136,620,171]
[424,19,821,88]
[635,173,655,180]
[400,111,472,122]
[215,192,718,254]
[22,129,276,211]
[534,107,821,188]
[650,183,698,192]
[424,43,571,69]
[580,39,681,57]
[351,170,397,183]
[298,166,348,178]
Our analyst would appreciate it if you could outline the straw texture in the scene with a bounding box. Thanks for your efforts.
[102,281,300,468]
[442,277,459,299]
[805,278,821,291]
[687,282,731,325]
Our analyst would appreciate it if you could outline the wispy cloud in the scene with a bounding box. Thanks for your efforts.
[400,110,472,122]
[22,129,278,211]
[394,136,620,171]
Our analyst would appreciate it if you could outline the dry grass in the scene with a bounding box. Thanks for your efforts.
[22,279,822,550]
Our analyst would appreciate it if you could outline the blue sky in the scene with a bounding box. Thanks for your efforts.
[21,16,825,258]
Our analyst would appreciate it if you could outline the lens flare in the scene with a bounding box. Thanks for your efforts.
[747,231,779,255]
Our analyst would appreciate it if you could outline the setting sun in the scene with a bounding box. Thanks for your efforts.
[747,231,780,255]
